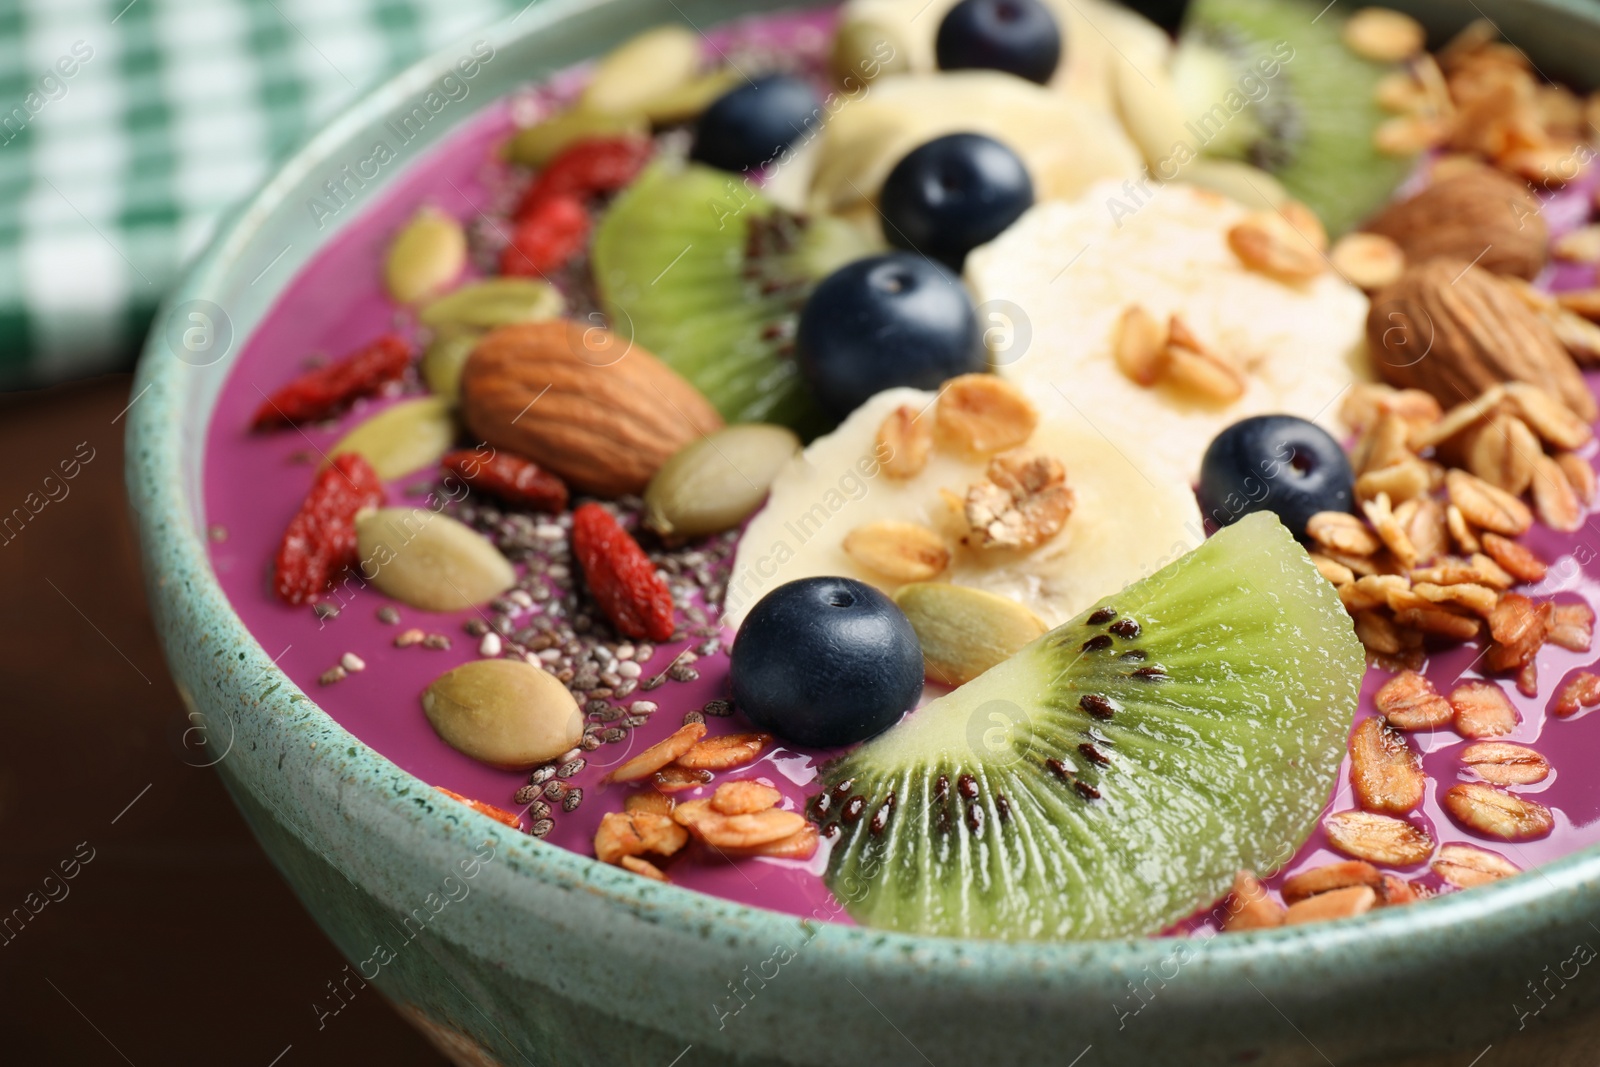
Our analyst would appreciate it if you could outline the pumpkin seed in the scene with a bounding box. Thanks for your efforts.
[642,68,743,124]
[356,507,516,612]
[328,396,455,480]
[423,659,583,769]
[893,583,1048,686]
[418,277,565,331]
[581,25,701,116]
[421,329,481,402]
[643,424,800,539]
[384,207,466,304]
[503,108,650,168]
[829,19,909,87]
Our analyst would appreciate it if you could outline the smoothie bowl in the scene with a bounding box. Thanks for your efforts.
[128,0,1600,1062]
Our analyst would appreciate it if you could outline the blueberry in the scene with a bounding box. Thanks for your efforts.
[797,252,985,419]
[881,133,1033,269]
[731,577,924,748]
[936,0,1063,85]
[1197,415,1355,539]
[690,74,822,174]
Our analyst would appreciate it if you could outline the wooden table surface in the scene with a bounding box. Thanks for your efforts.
[0,376,449,1065]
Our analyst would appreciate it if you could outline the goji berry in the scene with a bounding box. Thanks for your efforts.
[435,787,523,830]
[251,334,411,429]
[501,194,590,277]
[273,453,386,605]
[441,448,569,513]
[571,502,675,641]
[515,136,653,219]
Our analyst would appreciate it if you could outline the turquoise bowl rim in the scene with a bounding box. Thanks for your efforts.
[126,0,1600,1044]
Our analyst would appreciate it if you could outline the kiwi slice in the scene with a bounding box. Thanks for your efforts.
[1174,0,1413,235]
[817,512,1363,941]
[591,161,875,435]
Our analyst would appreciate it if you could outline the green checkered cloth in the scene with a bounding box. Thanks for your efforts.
[0,0,530,390]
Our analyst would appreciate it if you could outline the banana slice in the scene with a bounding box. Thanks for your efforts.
[836,0,1171,110]
[809,71,1143,215]
[725,387,1202,631]
[966,180,1372,484]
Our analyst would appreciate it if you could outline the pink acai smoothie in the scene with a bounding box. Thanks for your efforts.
[203,4,1600,935]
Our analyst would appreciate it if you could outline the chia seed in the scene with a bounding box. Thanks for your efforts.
[542,780,568,801]
[376,605,401,625]
[641,675,665,691]
[422,633,452,650]
[668,664,700,683]
[479,632,503,657]
[395,628,425,648]
[465,618,490,637]
[558,758,587,778]
[629,700,658,715]
[580,734,602,752]
[614,680,637,697]
[318,665,347,686]
[526,799,552,821]
[562,788,583,813]
[513,785,540,805]
[601,727,628,743]
[530,818,555,838]
[702,699,733,718]
[683,710,705,726]
[313,602,340,621]
[588,686,614,700]
[617,661,642,679]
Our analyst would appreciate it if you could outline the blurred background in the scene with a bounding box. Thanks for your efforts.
[0,0,539,1060]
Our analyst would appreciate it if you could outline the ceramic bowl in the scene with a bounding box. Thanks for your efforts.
[128,1,1600,1063]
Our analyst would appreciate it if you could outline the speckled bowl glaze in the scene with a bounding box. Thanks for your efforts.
[129,1,1600,1063]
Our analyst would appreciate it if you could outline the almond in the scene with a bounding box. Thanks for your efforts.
[1368,260,1594,421]
[1363,170,1547,280]
[844,521,950,582]
[460,320,724,497]
[1349,718,1425,814]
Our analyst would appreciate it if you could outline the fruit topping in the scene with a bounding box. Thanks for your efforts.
[690,74,822,174]
[730,577,924,748]
[592,161,872,431]
[501,193,591,277]
[816,512,1363,939]
[272,453,386,605]
[1175,0,1414,236]
[880,132,1034,269]
[571,502,676,642]
[355,508,517,612]
[459,319,723,497]
[966,182,1367,482]
[514,135,654,219]
[729,386,1200,629]
[936,0,1062,84]
[251,333,411,429]
[441,448,569,513]
[796,253,985,420]
[422,658,584,769]
[642,424,801,540]
[1198,415,1355,538]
